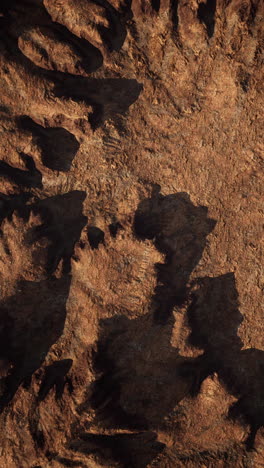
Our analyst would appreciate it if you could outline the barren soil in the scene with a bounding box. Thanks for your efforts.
[0,0,263,466]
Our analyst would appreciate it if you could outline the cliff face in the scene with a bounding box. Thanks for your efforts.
[0,0,263,466]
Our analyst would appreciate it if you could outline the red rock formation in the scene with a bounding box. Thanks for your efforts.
[0,0,263,466]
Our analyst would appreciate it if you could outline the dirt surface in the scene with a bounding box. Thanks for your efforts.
[0,0,263,466]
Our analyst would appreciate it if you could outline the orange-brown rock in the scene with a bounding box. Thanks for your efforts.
[0,0,263,466]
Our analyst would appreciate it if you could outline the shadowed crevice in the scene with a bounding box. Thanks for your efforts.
[92,0,129,52]
[37,359,73,402]
[109,221,123,238]
[151,0,161,13]
[197,0,217,38]
[87,226,105,250]
[170,0,179,32]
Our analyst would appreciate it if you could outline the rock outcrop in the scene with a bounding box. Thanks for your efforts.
[0,0,263,466]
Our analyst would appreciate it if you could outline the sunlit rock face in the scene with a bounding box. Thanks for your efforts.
[0,0,263,466]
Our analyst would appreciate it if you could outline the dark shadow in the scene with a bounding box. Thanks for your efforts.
[87,226,105,250]
[37,359,73,402]
[197,0,217,38]
[31,190,87,274]
[75,311,192,467]
[224,348,264,450]
[0,275,71,412]
[69,431,165,468]
[0,0,16,14]
[108,221,123,238]
[18,117,80,172]
[0,153,42,188]
[89,315,152,432]
[151,0,160,13]
[170,0,179,32]
[178,273,243,396]
[248,2,258,26]
[92,0,129,52]
[0,191,32,225]
[237,69,250,93]
[52,458,87,467]
[0,105,10,115]
[134,186,216,323]
[54,77,143,130]
[187,274,243,356]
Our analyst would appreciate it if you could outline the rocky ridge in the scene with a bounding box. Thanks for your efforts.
[0,0,263,466]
